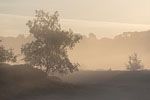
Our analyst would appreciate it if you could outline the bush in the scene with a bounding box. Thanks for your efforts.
[126,53,144,71]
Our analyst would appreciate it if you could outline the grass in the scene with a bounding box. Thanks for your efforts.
[0,64,79,100]
[1,64,150,100]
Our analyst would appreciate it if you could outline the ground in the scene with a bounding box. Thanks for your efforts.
[1,64,150,100]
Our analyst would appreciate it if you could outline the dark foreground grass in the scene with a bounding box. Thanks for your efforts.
[1,64,150,100]
[64,70,150,100]
[0,64,80,100]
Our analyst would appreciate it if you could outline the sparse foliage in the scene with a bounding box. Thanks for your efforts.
[21,10,82,74]
[126,53,144,71]
[0,40,17,63]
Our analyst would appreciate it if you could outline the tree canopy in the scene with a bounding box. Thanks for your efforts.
[21,10,82,74]
[0,40,16,63]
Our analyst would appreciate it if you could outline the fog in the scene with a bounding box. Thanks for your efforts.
[0,30,150,70]
[69,31,150,70]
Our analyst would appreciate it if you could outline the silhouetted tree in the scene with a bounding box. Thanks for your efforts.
[0,40,16,63]
[21,10,82,74]
[126,53,144,71]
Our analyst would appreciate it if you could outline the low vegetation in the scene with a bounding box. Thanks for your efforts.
[126,53,144,71]
[0,64,79,100]
[0,40,16,64]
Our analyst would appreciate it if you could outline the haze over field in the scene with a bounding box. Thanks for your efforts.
[1,30,150,70]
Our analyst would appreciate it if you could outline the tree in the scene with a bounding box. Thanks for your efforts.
[126,53,144,71]
[0,40,16,63]
[21,10,82,74]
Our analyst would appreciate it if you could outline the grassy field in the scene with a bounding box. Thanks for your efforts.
[1,64,150,100]
[64,71,150,100]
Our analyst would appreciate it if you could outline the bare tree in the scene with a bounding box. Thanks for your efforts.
[21,10,82,74]
[126,53,144,71]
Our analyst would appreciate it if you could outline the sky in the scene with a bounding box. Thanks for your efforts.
[0,0,150,38]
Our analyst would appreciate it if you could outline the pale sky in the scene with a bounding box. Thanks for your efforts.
[0,0,150,38]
